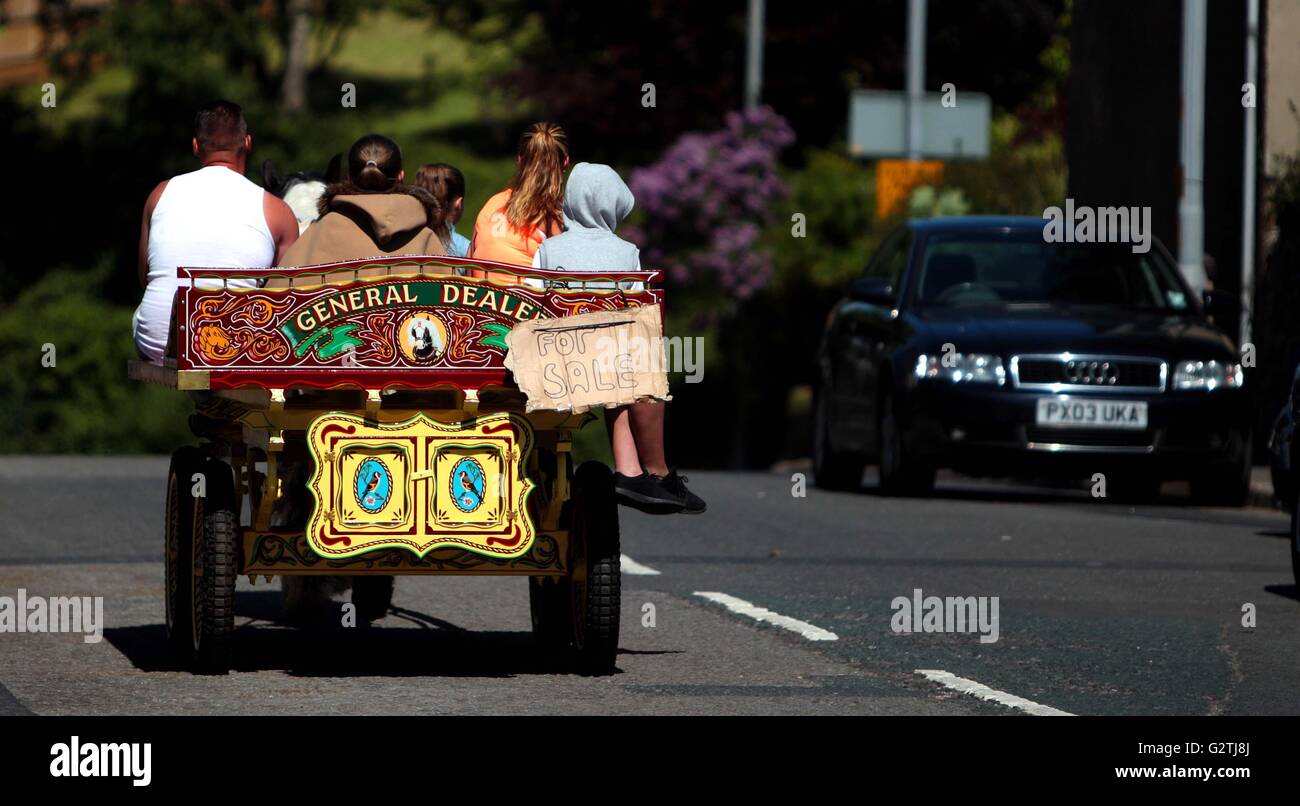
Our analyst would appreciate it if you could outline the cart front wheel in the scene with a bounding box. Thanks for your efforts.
[351,576,395,623]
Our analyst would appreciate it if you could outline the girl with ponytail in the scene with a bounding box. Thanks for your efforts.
[468,122,569,276]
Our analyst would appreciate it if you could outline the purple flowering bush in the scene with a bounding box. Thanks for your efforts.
[625,106,795,304]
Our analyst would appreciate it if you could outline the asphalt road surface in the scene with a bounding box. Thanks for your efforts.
[1,456,1298,715]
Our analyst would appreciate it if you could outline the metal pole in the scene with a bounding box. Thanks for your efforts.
[1179,0,1209,295]
[1240,0,1259,348]
[906,0,927,160]
[745,0,765,111]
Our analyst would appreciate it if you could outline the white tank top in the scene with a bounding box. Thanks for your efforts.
[132,166,274,362]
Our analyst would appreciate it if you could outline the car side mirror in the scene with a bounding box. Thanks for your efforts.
[849,277,896,307]
[1202,289,1238,322]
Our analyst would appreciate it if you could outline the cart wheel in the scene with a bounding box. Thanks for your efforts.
[351,576,395,623]
[189,458,237,674]
[164,446,204,656]
[529,576,572,649]
[568,461,621,675]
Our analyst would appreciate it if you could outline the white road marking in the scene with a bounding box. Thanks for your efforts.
[620,554,661,576]
[693,591,839,641]
[915,669,1074,716]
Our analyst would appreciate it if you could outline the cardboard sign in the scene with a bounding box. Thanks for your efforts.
[504,304,671,413]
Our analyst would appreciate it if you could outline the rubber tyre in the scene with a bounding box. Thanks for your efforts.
[812,386,866,491]
[878,389,936,496]
[1291,499,1300,588]
[190,459,237,674]
[351,576,395,623]
[1190,439,1252,508]
[164,446,205,656]
[568,461,621,675]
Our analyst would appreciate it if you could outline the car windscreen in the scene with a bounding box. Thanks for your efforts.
[912,231,1192,312]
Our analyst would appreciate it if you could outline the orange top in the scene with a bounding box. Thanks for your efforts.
[468,189,558,267]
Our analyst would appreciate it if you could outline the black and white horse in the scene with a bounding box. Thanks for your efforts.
[262,154,341,234]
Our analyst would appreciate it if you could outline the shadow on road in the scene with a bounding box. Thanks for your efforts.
[103,590,679,678]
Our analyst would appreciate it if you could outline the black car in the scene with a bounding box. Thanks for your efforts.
[1266,364,1300,583]
[813,216,1251,504]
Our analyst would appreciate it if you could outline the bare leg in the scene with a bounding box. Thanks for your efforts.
[606,405,643,476]
[628,400,669,477]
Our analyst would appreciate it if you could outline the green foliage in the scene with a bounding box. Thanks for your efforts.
[907,185,971,218]
[0,260,193,453]
[767,149,881,291]
[944,114,1067,215]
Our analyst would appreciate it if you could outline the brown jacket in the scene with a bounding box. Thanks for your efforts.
[280,185,448,268]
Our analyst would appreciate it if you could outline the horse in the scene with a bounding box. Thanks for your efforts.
[262,154,341,234]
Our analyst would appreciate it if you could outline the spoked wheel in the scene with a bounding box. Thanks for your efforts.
[188,457,237,674]
[878,388,935,496]
[351,576,395,624]
[812,386,866,491]
[567,461,621,674]
[164,447,204,656]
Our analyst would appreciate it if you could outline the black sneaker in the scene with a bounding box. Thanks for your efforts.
[614,472,684,514]
[652,469,707,515]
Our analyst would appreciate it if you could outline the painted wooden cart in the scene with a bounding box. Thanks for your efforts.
[128,255,663,674]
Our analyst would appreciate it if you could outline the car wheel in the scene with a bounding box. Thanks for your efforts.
[812,385,866,491]
[1190,437,1252,508]
[878,388,935,496]
[1291,500,1300,588]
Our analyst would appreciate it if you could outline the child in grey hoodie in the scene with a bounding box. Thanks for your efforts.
[535,162,705,515]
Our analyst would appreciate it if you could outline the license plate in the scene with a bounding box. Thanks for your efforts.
[1035,397,1148,429]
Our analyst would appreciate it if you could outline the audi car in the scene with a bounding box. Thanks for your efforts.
[813,216,1251,505]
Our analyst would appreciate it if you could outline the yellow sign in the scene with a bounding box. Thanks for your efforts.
[305,412,535,559]
[876,159,944,220]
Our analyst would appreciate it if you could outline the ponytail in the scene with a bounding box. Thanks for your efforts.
[505,122,568,234]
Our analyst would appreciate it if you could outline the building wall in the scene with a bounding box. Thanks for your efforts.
[0,0,108,88]
[1264,0,1300,174]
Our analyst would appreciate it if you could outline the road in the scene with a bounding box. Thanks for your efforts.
[1,456,1298,715]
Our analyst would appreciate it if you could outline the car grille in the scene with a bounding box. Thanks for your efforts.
[1013,355,1165,391]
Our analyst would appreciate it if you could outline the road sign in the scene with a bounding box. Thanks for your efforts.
[849,89,991,159]
[876,159,944,219]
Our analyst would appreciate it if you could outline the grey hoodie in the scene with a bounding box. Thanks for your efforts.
[535,162,641,271]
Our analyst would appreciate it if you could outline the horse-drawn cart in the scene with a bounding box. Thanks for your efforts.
[128,256,663,674]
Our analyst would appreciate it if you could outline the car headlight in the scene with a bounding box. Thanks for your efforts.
[914,353,1006,385]
[1172,360,1244,391]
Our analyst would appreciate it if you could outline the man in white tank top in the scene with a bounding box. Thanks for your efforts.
[133,101,299,363]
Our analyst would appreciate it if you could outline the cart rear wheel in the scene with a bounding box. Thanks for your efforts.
[568,461,621,675]
[189,458,237,674]
[164,447,204,655]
